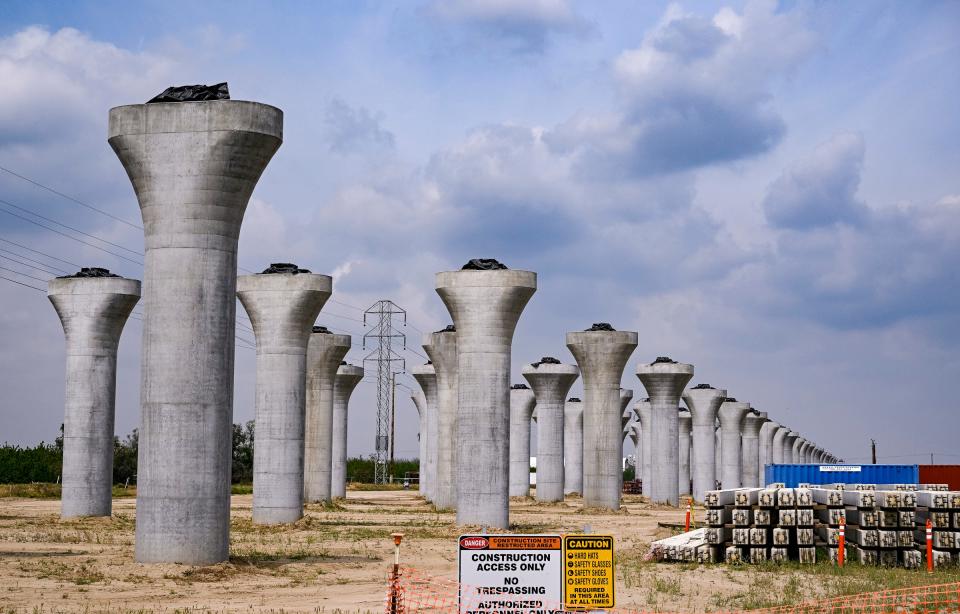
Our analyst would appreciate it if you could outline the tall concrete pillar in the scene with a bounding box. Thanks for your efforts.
[332,363,363,499]
[304,327,351,503]
[618,388,634,495]
[436,260,536,528]
[636,358,693,506]
[509,384,536,497]
[237,264,331,524]
[634,399,652,496]
[410,390,427,488]
[423,326,457,510]
[682,384,726,502]
[522,358,579,503]
[718,398,751,489]
[715,425,722,487]
[411,362,438,500]
[784,431,800,464]
[740,410,764,488]
[109,95,282,564]
[678,409,692,497]
[627,423,640,480]
[791,436,805,464]
[772,426,789,464]
[758,417,778,486]
[48,268,140,519]
[566,324,637,510]
[563,398,584,495]
[802,441,814,463]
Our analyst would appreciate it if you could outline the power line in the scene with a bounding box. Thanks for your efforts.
[0,207,143,266]
[0,164,142,229]
[0,252,67,276]
[0,197,142,255]
[0,236,82,269]
[0,273,45,292]
[0,265,50,284]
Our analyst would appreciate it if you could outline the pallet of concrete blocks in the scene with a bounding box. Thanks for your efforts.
[869,490,918,567]
[649,528,709,563]
[915,490,960,569]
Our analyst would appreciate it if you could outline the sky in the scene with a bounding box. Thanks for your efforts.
[0,0,958,466]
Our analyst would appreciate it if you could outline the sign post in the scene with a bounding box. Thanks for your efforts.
[837,519,845,567]
[563,535,615,609]
[926,519,933,573]
[458,535,563,614]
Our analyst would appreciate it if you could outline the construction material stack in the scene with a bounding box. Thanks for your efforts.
[915,490,960,568]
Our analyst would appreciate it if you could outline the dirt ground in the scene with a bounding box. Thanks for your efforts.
[1,489,957,613]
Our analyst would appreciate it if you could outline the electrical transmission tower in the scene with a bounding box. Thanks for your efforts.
[363,300,406,484]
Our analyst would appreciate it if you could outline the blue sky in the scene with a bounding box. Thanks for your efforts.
[0,0,958,464]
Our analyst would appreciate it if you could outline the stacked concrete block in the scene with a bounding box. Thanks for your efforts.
[705,486,816,564]
[915,490,960,568]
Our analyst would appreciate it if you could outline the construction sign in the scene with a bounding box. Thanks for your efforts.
[458,534,564,614]
[563,534,615,609]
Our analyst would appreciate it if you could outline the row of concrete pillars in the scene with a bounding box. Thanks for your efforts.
[411,349,839,520]
[48,96,837,567]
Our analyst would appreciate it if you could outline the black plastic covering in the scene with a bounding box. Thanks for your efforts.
[461,258,507,271]
[147,82,229,103]
[312,326,332,334]
[261,262,311,274]
[531,356,561,368]
[652,356,677,364]
[568,397,581,403]
[586,323,615,331]
[511,383,529,390]
[692,383,714,389]
[59,267,118,278]
[723,397,738,403]
[436,324,456,333]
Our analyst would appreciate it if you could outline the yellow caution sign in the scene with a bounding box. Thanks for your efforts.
[562,534,615,609]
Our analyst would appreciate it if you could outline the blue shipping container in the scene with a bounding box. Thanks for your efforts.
[764,464,919,488]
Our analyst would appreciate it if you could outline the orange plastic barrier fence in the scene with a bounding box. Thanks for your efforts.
[384,565,960,613]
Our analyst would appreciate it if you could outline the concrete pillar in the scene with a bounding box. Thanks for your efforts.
[332,363,363,498]
[423,327,457,510]
[618,388,634,495]
[636,358,693,506]
[304,328,351,503]
[627,423,640,480]
[509,384,536,497]
[758,417,778,486]
[48,269,140,518]
[522,359,579,502]
[109,97,282,564]
[566,326,638,510]
[718,398,751,489]
[678,409,692,497]
[784,431,800,464]
[791,436,805,464]
[563,398,583,495]
[410,391,427,489]
[772,426,789,464]
[411,363,438,500]
[740,410,763,488]
[714,425,722,488]
[635,399,652,496]
[803,441,814,463]
[237,266,331,524]
[436,262,536,528]
[682,384,726,502]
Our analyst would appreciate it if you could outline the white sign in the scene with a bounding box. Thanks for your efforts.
[820,465,861,472]
[458,535,563,614]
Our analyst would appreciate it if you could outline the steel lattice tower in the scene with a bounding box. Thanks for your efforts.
[363,300,406,484]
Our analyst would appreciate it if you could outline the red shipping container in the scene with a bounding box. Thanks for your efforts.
[919,465,960,490]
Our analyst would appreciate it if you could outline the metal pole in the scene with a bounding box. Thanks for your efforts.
[870,439,877,464]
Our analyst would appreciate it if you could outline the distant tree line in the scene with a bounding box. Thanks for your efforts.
[1,421,418,485]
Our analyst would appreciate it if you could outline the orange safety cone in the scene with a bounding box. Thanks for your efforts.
[684,498,692,532]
